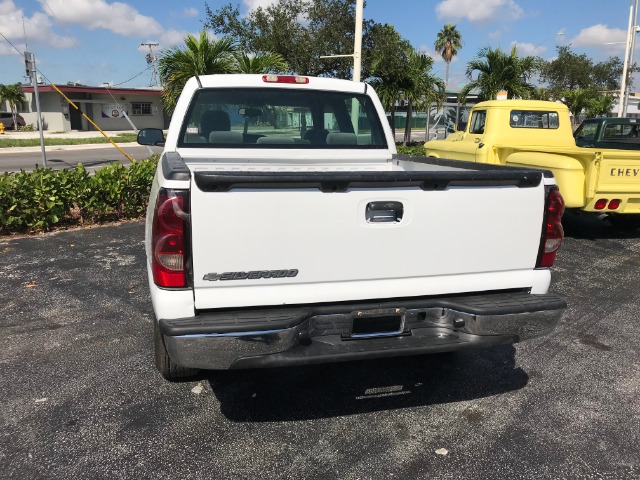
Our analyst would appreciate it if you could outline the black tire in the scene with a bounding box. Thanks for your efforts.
[608,214,640,230]
[154,319,199,381]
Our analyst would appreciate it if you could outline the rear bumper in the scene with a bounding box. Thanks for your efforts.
[159,292,566,370]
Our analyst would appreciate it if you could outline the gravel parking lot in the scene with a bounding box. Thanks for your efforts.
[1,214,639,479]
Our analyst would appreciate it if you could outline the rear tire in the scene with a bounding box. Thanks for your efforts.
[608,214,640,230]
[154,319,199,381]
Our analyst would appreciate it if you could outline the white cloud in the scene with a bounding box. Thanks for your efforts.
[489,30,502,41]
[436,0,524,23]
[138,29,194,54]
[0,0,74,55]
[182,7,199,18]
[419,46,445,63]
[570,24,626,50]
[38,0,163,37]
[511,41,546,56]
[244,0,278,10]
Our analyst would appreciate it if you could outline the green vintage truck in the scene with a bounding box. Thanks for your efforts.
[574,117,640,150]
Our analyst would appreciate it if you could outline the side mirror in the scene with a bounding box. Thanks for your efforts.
[137,128,165,146]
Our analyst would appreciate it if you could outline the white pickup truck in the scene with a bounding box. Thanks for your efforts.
[137,74,566,380]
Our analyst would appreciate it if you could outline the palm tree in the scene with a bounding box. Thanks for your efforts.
[561,89,592,127]
[400,49,445,145]
[459,46,536,102]
[434,24,463,88]
[0,83,27,130]
[368,75,402,139]
[585,93,615,119]
[234,51,288,74]
[158,31,239,113]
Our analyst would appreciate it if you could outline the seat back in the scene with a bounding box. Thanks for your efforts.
[326,132,358,145]
[256,136,296,144]
[209,131,244,144]
[201,110,231,138]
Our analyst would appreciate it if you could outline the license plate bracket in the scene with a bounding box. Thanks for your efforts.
[346,308,406,339]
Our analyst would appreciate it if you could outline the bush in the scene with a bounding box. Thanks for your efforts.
[0,157,158,235]
[396,142,426,157]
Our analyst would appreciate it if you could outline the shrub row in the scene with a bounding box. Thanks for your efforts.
[0,157,158,235]
[396,143,426,157]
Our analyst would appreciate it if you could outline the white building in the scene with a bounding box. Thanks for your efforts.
[15,84,168,131]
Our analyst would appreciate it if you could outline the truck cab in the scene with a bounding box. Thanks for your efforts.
[574,117,640,150]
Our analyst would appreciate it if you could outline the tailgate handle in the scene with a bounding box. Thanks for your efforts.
[366,201,403,223]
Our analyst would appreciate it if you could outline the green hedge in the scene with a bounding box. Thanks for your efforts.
[396,143,426,157]
[0,157,158,235]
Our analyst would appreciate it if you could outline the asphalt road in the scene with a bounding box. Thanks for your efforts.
[1,214,639,479]
[0,145,153,172]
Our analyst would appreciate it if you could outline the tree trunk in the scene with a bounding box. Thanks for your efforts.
[390,107,396,141]
[403,101,413,146]
[445,62,450,89]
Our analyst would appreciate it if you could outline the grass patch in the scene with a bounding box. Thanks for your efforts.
[0,133,138,148]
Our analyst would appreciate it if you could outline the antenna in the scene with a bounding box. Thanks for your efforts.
[22,15,28,51]
[141,42,160,87]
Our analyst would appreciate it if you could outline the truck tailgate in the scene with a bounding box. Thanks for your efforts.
[189,170,546,309]
[594,151,640,197]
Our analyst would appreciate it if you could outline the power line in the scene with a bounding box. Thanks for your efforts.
[0,30,25,57]
[112,66,152,87]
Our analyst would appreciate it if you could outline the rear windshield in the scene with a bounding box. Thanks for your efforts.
[178,88,388,149]
[602,122,638,139]
[509,110,559,129]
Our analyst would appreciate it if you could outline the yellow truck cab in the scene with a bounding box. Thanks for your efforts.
[425,100,640,228]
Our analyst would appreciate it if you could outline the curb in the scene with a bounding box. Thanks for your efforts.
[0,142,141,155]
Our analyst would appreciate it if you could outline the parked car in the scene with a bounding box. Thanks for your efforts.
[138,75,566,381]
[0,112,26,130]
[574,117,640,150]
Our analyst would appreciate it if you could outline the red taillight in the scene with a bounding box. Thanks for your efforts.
[537,186,565,268]
[262,74,309,84]
[151,189,189,287]
[594,198,608,210]
[608,199,621,210]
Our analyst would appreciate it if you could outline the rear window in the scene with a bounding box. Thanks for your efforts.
[509,110,559,129]
[178,88,388,149]
[602,122,638,139]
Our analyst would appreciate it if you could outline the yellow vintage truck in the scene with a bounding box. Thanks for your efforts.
[424,100,640,228]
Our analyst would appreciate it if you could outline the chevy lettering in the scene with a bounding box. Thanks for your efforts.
[610,168,640,177]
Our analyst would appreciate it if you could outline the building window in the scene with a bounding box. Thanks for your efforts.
[132,102,152,116]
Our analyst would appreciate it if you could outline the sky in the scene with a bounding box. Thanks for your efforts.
[0,0,637,90]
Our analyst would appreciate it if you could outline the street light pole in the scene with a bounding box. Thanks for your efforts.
[623,0,640,116]
[25,51,47,167]
[352,0,363,82]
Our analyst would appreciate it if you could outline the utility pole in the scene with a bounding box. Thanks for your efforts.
[318,0,364,131]
[623,0,640,116]
[24,51,47,167]
[141,43,159,87]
